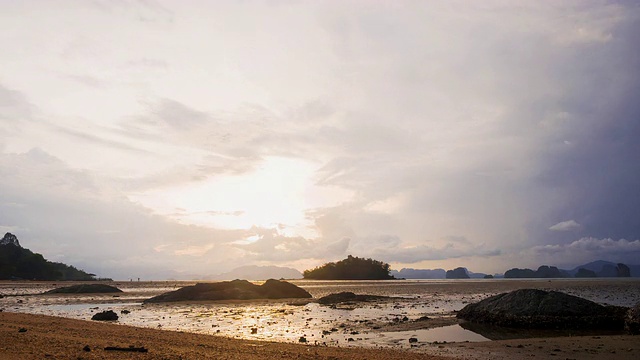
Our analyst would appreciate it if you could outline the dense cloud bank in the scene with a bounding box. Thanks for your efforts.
[0,1,639,278]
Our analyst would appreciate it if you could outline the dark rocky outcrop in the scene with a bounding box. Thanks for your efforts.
[317,292,391,305]
[504,268,536,278]
[144,279,311,303]
[457,289,627,330]
[535,265,567,278]
[599,264,619,277]
[45,284,123,294]
[626,302,640,335]
[446,267,470,279]
[617,263,631,277]
[0,233,20,247]
[504,266,568,278]
[91,310,118,321]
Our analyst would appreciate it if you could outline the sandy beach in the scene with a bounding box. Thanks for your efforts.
[0,311,449,360]
[1,311,639,360]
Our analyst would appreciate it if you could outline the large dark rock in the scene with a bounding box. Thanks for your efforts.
[144,279,311,303]
[91,310,118,321]
[457,289,627,329]
[45,284,123,294]
[626,302,640,335]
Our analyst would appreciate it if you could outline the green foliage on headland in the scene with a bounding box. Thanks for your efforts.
[0,233,98,281]
[303,255,395,280]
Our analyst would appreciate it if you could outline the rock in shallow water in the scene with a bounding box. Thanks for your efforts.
[626,302,640,335]
[144,279,311,303]
[456,288,627,330]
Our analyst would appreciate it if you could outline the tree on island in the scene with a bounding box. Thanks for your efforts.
[303,255,395,280]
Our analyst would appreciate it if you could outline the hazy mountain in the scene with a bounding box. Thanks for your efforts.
[467,270,489,279]
[390,267,489,279]
[567,260,640,277]
[390,268,446,279]
[208,265,302,280]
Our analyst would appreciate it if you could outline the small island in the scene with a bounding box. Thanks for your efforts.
[303,255,395,280]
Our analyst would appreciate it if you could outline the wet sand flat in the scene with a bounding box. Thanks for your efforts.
[2,278,640,355]
[0,311,448,360]
[2,311,639,360]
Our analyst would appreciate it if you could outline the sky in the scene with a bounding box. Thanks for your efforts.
[1,1,639,280]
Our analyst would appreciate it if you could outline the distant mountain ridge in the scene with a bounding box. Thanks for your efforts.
[390,268,446,279]
[391,267,490,279]
[209,265,302,280]
[0,232,100,281]
[567,260,639,277]
[390,260,640,279]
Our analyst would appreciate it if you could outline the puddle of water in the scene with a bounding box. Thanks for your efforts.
[459,321,626,341]
[314,325,489,349]
[401,325,490,342]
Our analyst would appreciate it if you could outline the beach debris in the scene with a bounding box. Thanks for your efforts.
[626,302,640,335]
[251,327,258,334]
[457,289,627,329]
[144,279,312,303]
[44,284,123,294]
[18,327,27,333]
[83,345,91,352]
[91,310,119,321]
[104,346,148,353]
[121,309,131,314]
[298,336,307,343]
[408,337,418,343]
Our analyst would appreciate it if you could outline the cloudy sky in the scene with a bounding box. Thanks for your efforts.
[1,1,639,280]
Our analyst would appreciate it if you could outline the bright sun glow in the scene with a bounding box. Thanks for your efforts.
[130,157,351,237]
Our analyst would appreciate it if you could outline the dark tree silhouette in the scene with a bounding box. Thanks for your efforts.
[303,255,395,280]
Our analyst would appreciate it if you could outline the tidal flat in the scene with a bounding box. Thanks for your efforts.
[1,278,639,351]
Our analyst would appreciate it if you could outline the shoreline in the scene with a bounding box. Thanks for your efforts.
[1,311,639,360]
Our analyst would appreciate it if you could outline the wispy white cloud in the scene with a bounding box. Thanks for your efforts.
[549,220,582,232]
